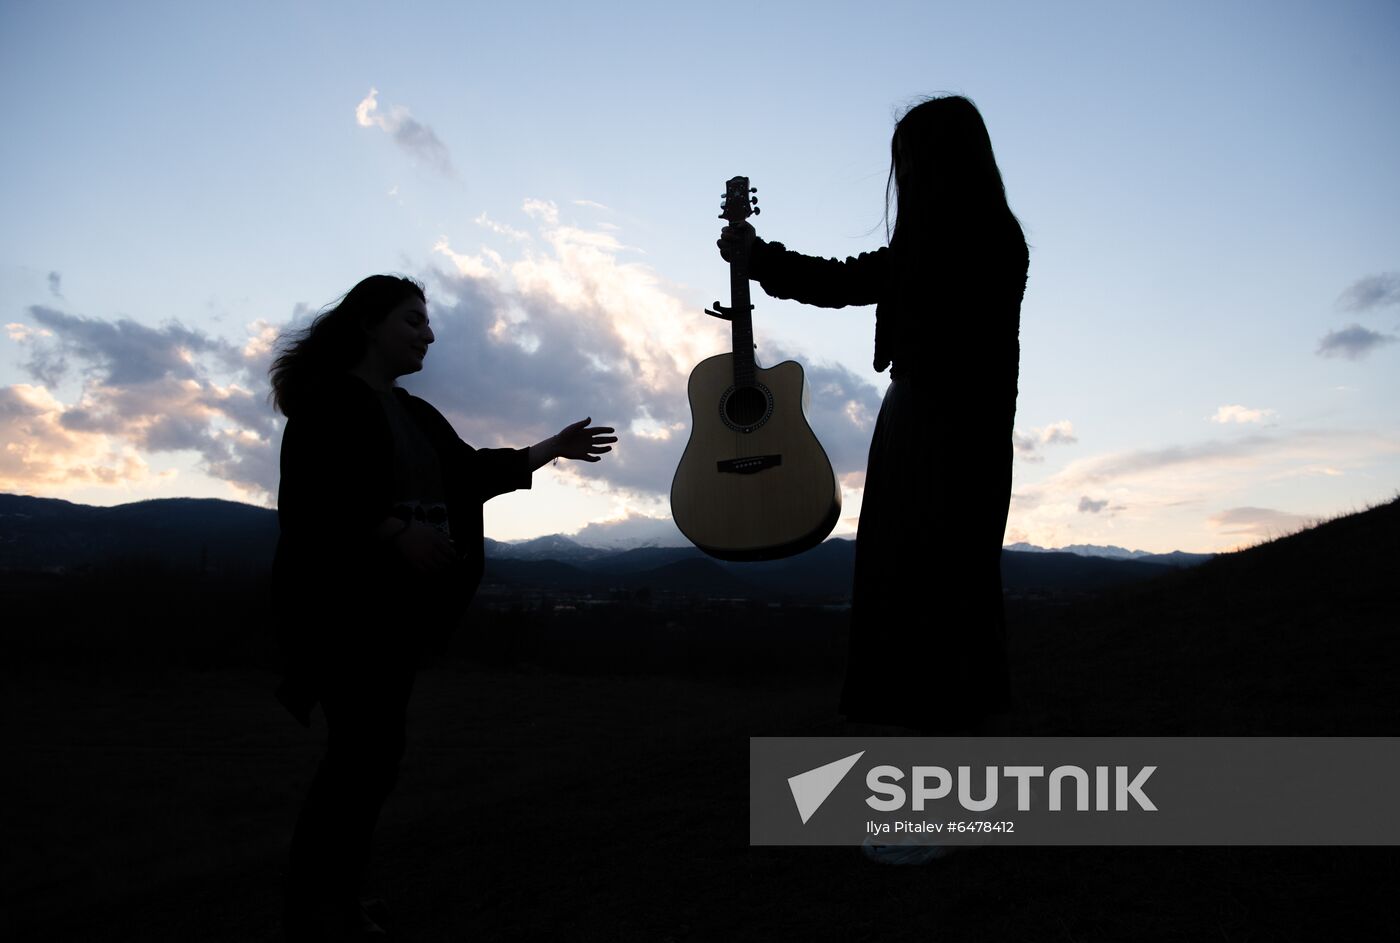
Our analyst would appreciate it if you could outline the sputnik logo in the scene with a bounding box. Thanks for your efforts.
[787,751,865,824]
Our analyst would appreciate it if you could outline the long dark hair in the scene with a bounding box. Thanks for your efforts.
[884,95,1024,251]
[268,274,424,417]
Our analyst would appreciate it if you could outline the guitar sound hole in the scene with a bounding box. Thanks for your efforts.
[722,385,771,431]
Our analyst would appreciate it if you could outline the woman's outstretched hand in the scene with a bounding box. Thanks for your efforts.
[718,221,757,263]
[540,416,618,464]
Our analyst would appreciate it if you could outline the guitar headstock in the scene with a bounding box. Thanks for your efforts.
[719,175,759,222]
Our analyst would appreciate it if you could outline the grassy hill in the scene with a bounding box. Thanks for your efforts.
[1001,494,1399,735]
[4,497,1396,940]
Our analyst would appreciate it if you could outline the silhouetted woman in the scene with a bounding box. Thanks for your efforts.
[268,274,614,939]
[720,96,1028,735]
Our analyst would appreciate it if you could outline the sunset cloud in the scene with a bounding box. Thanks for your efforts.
[1210,404,1275,425]
[6,322,53,343]
[24,306,247,385]
[354,87,454,176]
[0,202,924,524]
[1013,419,1077,463]
[0,384,168,491]
[570,511,687,548]
[1078,496,1109,513]
[1028,431,1383,492]
[474,212,530,242]
[421,212,726,498]
[1207,506,1311,542]
[433,238,502,279]
[4,307,283,502]
[1008,429,1399,551]
[521,198,559,225]
[413,204,882,505]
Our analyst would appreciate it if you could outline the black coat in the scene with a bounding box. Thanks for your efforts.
[271,372,531,725]
[748,227,1028,728]
[747,229,1027,547]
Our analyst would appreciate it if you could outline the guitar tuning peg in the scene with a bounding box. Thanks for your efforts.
[750,196,758,204]
[750,187,757,193]
[753,207,760,215]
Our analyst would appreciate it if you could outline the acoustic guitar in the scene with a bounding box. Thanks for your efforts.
[670,176,842,561]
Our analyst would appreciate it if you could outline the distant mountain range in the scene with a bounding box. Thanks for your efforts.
[0,493,279,576]
[1003,541,1215,567]
[0,493,1214,598]
[490,531,1214,565]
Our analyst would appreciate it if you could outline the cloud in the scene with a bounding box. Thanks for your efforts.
[24,306,247,385]
[1041,420,1077,445]
[522,198,559,225]
[433,238,502,279]
[414,204,882,504]
[570,512,688,548]
[474,212,530,241]
[419,218,726,497]
[1032,432,1363,489]
[0,384,167,491]
[1337,273,1400,313]
[1009,428,1399,550]
[6,322,53,343]
[1207,506,1311,542]
[47,271,62,298]
[1316,324,1396,360]
[1012,419,1077,462]
[572,199,611,211]
[3,203,885,516]
[1077,496,1108,513]
[1011,431,1038,460]
[764,351,883,477]
[5,306,285,502]
[354,87,454,176]
[1210,404,1275,425]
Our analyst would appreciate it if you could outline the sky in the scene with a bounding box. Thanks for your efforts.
[1,0,1397,553]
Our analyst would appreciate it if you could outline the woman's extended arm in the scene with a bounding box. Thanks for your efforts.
[404,393,615,503]
[719,221,887,309]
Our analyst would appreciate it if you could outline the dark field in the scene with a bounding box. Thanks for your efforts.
[5,498,1398,941]
[7,657,1395,943]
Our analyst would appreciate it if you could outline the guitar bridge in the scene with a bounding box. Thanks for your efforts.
[717,455,782,475]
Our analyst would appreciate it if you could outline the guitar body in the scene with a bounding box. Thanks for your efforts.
[671,353,841,561]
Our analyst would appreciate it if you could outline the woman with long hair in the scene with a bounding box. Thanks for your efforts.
[720,95,1028,737]
[268,273,615,938]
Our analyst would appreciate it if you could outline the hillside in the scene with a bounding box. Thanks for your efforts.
[1002,495,1400,736]
[5,497,1397,942]
[0,493,1206,600]
[0,493,278,575]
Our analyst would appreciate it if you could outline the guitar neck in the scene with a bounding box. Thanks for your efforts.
[730,254,756,387]
[718,175,760,388]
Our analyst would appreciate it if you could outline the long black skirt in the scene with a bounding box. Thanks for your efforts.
[838,373,1011,731]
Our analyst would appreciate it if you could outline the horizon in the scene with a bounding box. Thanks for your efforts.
[11,487,1377,557]
[3,2,1398,555]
